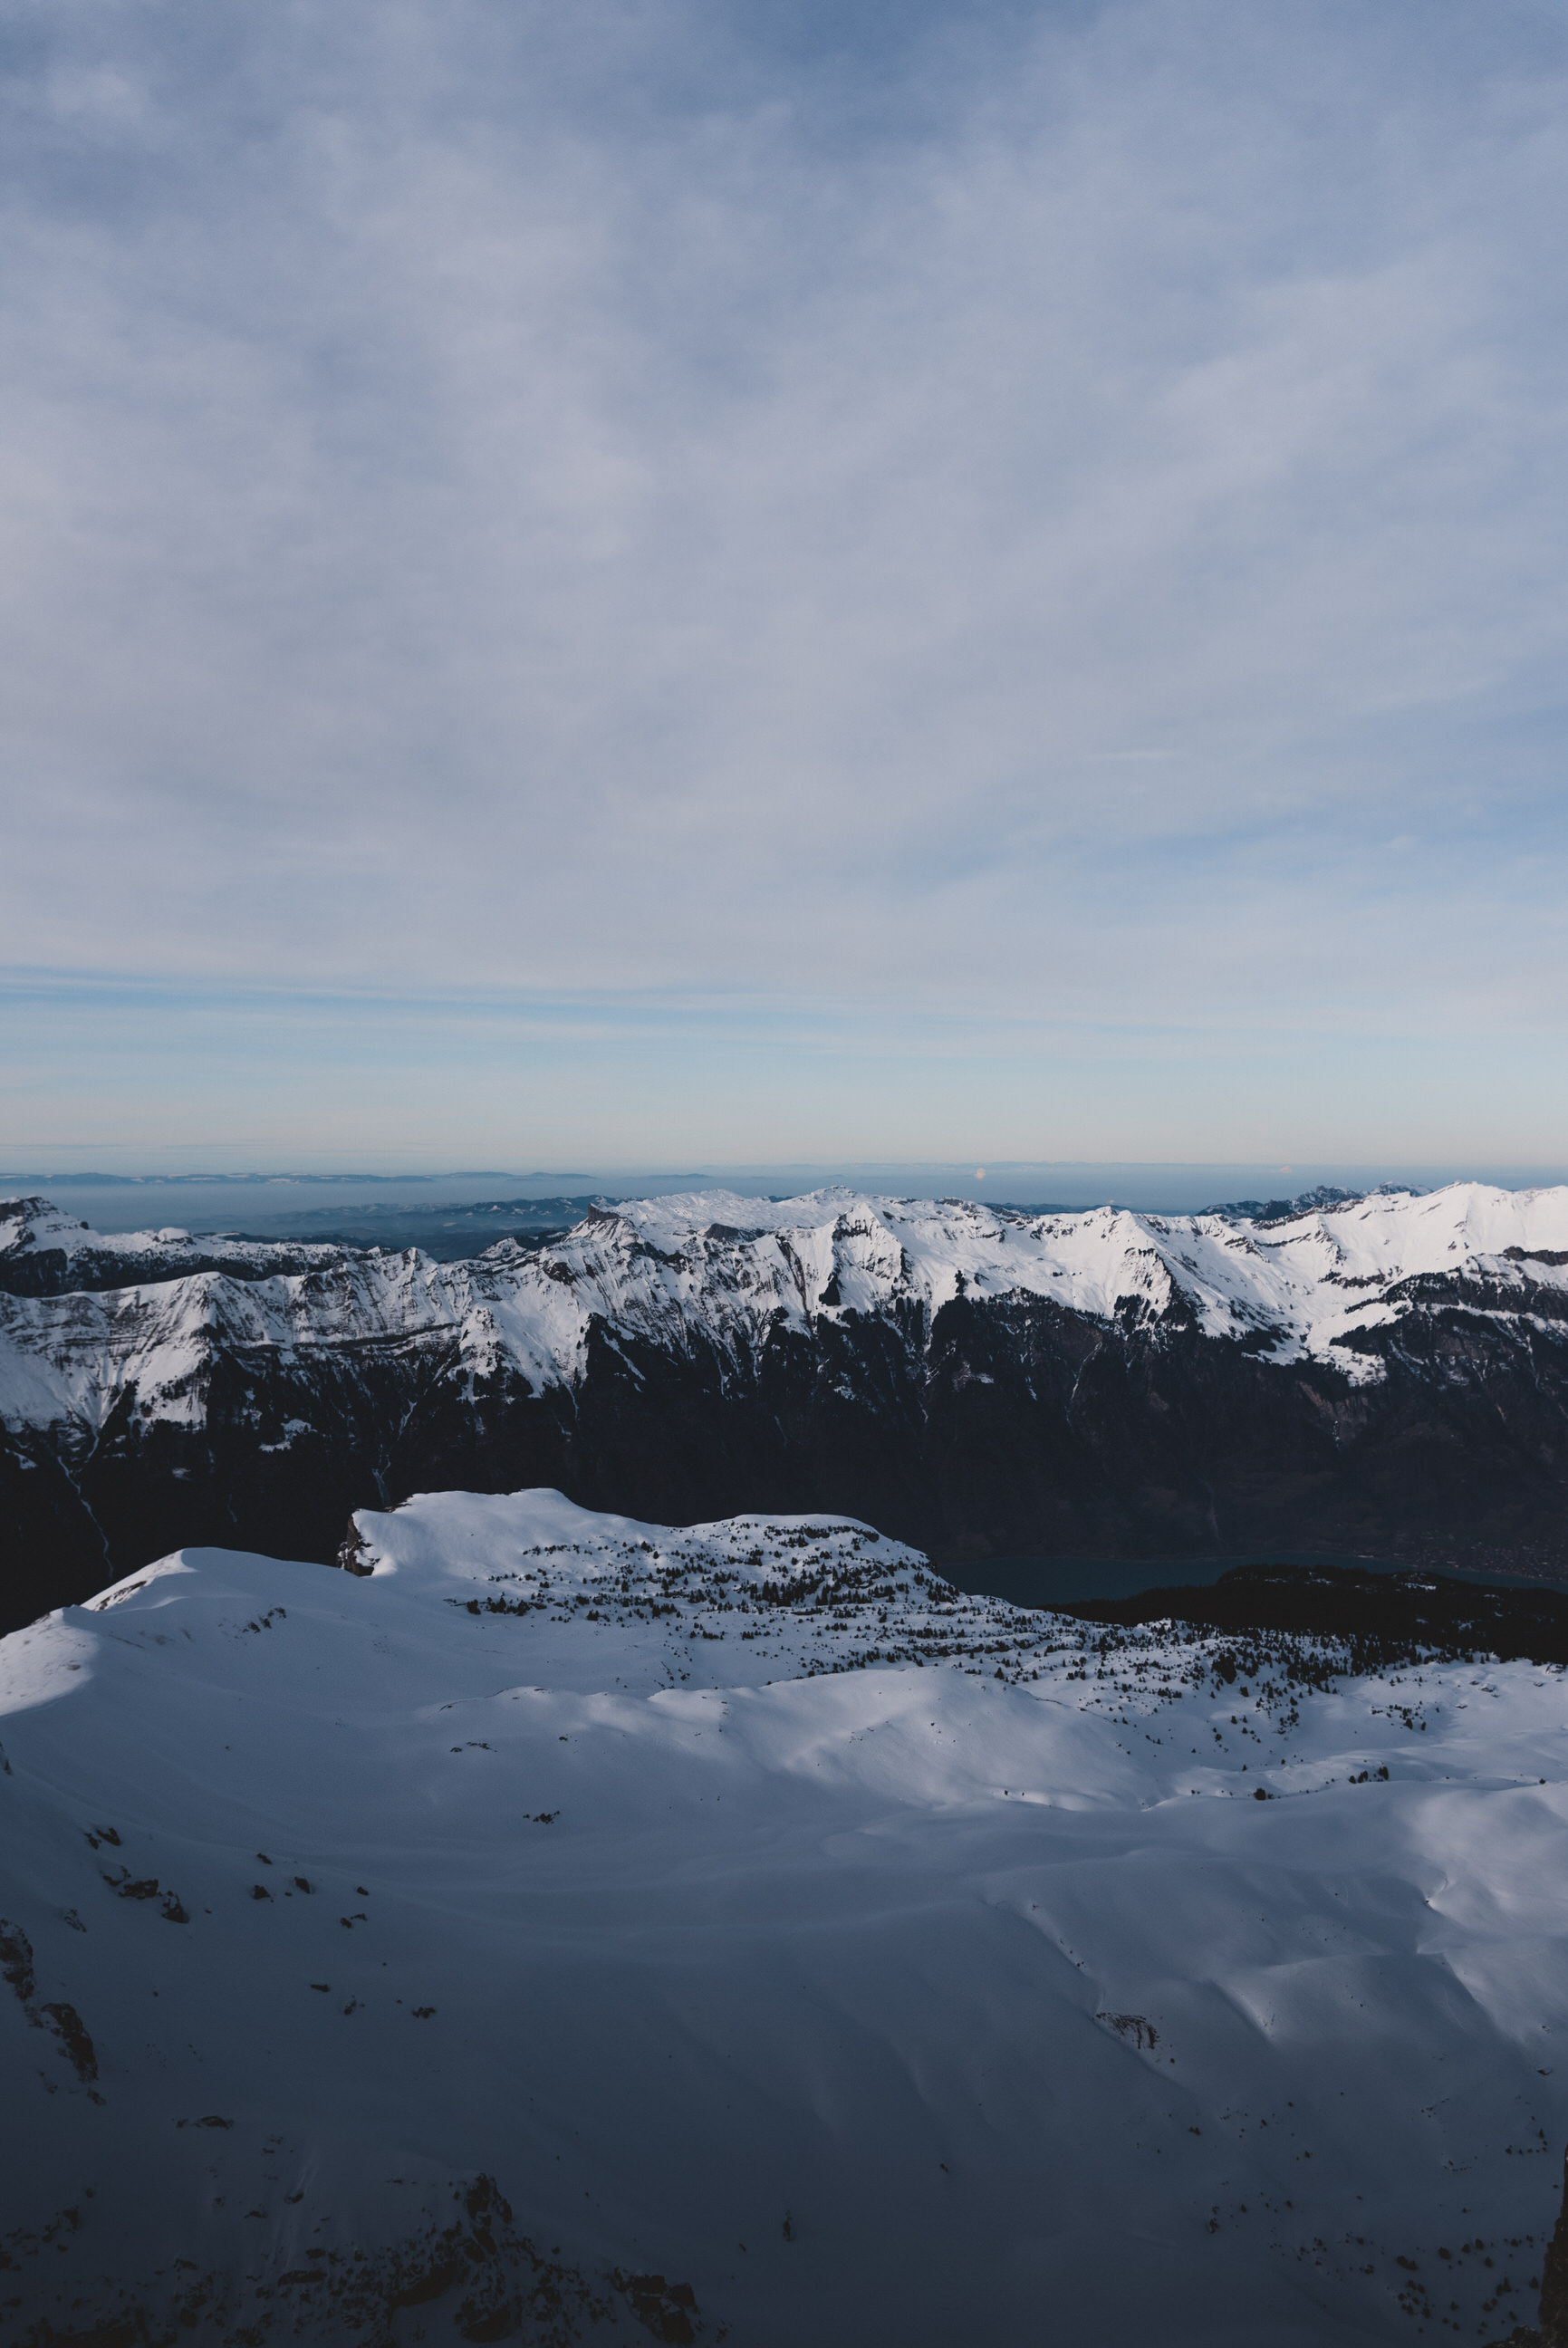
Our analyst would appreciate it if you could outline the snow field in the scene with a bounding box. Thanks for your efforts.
[2,1488,1568,2343]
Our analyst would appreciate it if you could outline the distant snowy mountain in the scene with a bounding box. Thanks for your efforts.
[0,1194,352,1294]
[4,1487,1565,2344]
[1197,1183,1381,1221]
[5,1182,1568,1625]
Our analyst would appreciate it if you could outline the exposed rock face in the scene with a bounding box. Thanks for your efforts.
[1538,2147,1568,2348]
[1481,2145,1568,2348]
[5,1182,1568,1629]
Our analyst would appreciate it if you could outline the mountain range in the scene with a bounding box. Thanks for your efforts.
[5,1181,1568,1631]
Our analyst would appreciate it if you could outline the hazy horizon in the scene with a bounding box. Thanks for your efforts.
[10,1157,1568,1237]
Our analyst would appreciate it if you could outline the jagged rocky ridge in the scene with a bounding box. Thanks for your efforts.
[6,1486,1568,2346]
[5,1181,1568,1628]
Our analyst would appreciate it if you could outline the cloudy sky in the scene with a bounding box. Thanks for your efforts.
[4,0,1567,1171]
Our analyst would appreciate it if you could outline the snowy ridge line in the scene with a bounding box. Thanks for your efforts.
[5,1177,1568,1440]
[333,1488,1544,1776]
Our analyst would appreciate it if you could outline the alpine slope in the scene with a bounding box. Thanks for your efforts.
[4,1487,1567,2345]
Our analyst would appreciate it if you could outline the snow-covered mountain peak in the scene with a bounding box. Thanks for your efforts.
[0,1195,97,1253]
[0,1197,351,1301]
[9,1183,1568,1474]
[0,1195,223,1261]
[8,1180,1568,1625]
[351,1485,903,1588]
[339,1486,1005,1696]
[8,1180,1568,1472]
[488,1178,1568,1377]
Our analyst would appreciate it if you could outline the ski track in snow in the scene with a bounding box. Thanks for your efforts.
[3,1487,1568,2344]
[6,1179,1568,1439]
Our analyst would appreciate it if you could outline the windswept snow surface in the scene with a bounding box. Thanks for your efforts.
[4,1490,1568,2345]
[5,1178,1568,1444]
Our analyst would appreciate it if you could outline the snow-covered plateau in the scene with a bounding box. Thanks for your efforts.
[5,1182,1568,1625]
[4,1487,1568,2345]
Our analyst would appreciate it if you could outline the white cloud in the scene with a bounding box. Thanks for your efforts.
[2,0,1567,1156]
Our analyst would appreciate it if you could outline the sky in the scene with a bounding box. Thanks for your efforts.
[3,0,1567,1174]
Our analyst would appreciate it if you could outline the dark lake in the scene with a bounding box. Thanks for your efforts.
[940,1550,1563,1610]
